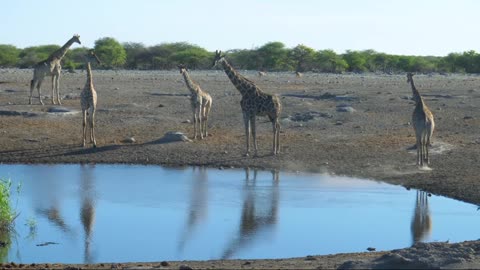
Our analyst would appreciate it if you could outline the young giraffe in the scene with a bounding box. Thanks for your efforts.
[407,73,435,166]
[81,50,101,148]
[177,64,213,139]
[29,34,81,105]
[213,50,281,156]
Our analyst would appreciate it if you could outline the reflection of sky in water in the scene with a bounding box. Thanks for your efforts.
[0,164,478,263]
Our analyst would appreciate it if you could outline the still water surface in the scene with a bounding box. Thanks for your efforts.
[0,164,478,264]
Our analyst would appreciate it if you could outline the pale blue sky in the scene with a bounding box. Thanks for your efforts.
[2,0,479,56]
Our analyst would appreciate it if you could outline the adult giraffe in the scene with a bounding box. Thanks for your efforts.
[29,34,81,105]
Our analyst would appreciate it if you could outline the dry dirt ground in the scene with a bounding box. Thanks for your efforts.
[1,68,480,269]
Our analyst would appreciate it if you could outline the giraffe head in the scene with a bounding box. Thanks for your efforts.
[72,34,81,45]
[212,50,225,68]
[86,50,101,65]
[177,64,188,74]
[407,72,414,83]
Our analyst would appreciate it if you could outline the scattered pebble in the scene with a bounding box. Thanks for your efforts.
[122,137,136,143]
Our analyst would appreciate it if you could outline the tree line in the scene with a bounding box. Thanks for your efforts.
[1,37,480,73]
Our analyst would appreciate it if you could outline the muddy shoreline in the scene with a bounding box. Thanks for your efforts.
[1,69,480,269]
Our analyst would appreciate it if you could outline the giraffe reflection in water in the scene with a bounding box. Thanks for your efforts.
[178,167,209,253]
[411,191,432,244]
[33,167,71,234]
[222,168,279,259]
[80,164,97,263]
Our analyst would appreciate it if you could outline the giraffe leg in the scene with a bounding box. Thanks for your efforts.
[251,115,258,157]
[193,111,198,140]
[55,75,62,105]
[29,79,35,105]
[201,106,207,138]
[198,106,203,140]
[82,110,87,147]
[423,132,429,165]
[51,76,56,105]
[91,109,96,148]
[416,136,422,166]
[243,112,251,157]
[204,100,212,138]
[37,79,44,105]
[272,118,280,155]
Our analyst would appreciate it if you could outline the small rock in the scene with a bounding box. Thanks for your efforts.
[179,265,193,270]
[367,247,376,251]
[122,137,136,143]
[160,261,169,266]
[158,132,192,143]
[464,116,474,120]
[335,121,343,125]
[336,106,356,113]
[158,104,165,108]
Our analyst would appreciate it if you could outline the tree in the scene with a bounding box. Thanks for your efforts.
[315,49,348,73]
[18,45,60,68]
[257,42,289,71]
[0,45,20,67]
[168,44,212,69]
[94,37,126,69]
[227,49,259,70]
[289,44,315,72]
[342,50,367,72]
[64,47,90,70]
[123,42,149,69]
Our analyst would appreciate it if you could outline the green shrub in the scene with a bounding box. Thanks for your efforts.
[0,179,20,232]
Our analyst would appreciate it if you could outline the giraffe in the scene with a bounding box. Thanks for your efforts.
[81,50,101,148]
[29,34,81,105]
[178,64,213,139]
[213,50,282,156]
[221,168,279,259]
[411,191,432,244]
[408,73,435,166]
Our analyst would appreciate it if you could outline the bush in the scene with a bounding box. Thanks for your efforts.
[0,179,15,231]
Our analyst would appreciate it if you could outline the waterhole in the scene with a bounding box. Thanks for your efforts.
[0,164,478,264]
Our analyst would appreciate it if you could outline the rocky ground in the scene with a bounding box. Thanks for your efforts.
[1,68,480,269]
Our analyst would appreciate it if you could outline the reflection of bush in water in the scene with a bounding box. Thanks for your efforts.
[0,178,20,262]
[0,229,11,262]
[0,179,15,230]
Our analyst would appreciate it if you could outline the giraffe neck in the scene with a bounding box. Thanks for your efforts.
[48,37,77,61]
[220,59,251,96]
[181,71,199,94]
[86,62,94,90]
[409,78,422,103]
